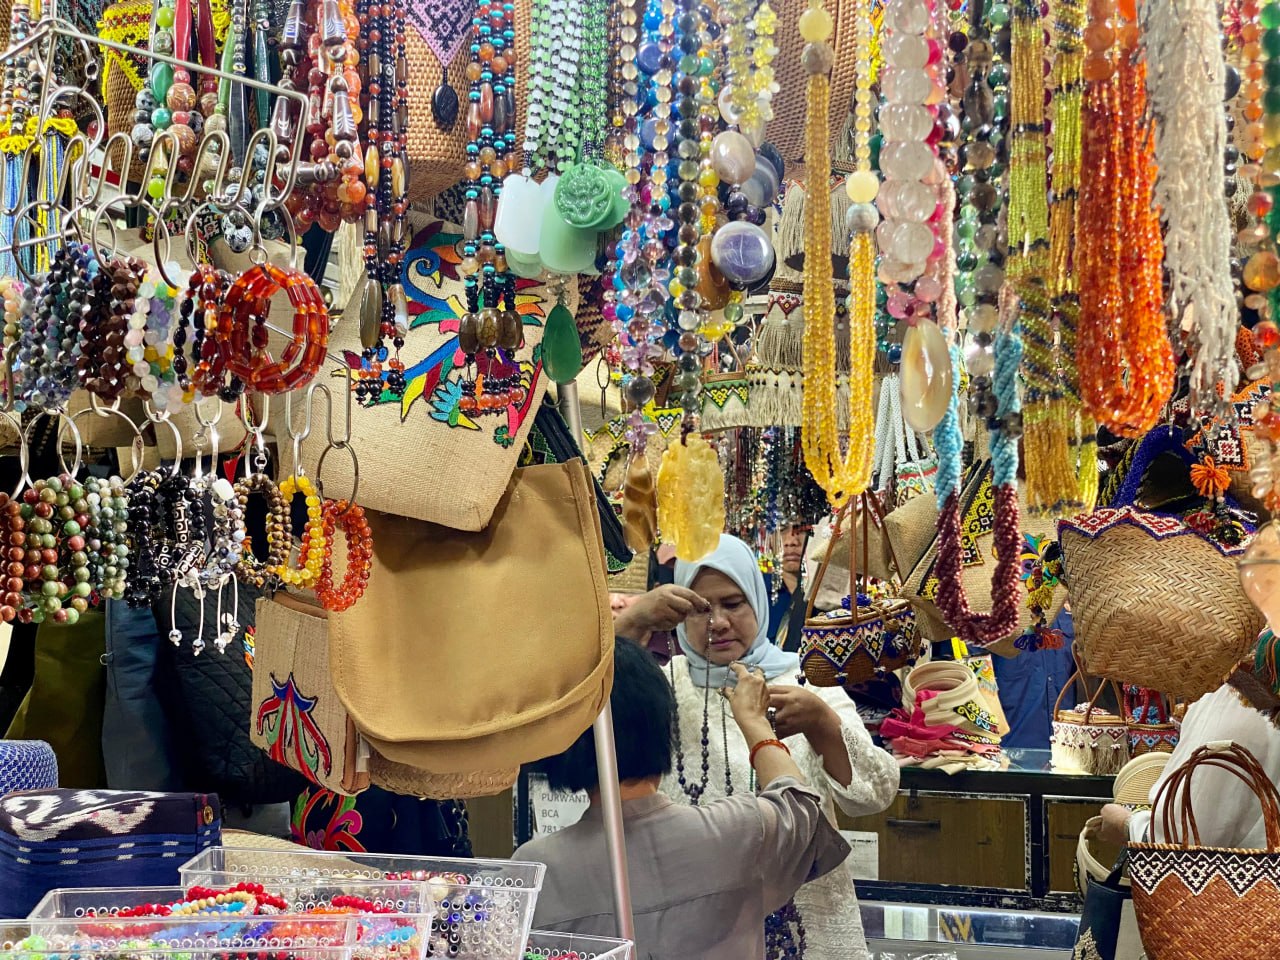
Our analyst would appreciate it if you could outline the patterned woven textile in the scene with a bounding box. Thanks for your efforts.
[0,740,57,797]
[407,0,473,66]
[0,789,221,917]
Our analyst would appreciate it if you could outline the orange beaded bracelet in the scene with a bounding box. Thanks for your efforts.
[217,262,330,394]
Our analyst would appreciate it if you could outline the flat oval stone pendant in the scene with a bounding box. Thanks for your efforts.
[900,318,953,433]
[432,66,458,129]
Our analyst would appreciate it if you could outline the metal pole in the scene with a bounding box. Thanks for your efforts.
[557,379,636,945]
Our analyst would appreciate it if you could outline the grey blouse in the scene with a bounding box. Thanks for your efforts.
[512,776,851,960]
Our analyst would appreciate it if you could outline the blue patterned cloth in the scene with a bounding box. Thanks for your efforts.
[0,740,57,797]
[0,789,221,917]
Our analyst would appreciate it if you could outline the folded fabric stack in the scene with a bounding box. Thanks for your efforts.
[880,662,1005,773]
[0,788,222,917]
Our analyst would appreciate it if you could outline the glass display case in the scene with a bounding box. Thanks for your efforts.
[860,900,1079,959]
[840,748,1119,913]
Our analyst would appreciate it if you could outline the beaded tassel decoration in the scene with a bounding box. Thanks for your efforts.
[1075,0,1173,438]
[1010,0,1075,515]
[800,0,872,508]
[1043,0,1098,512]
[1140,0,1238,419]
[933,280,1025,647]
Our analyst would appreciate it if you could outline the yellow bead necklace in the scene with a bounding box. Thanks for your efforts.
[800,0,874,509]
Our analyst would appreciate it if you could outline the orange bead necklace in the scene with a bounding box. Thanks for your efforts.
[1075,0,1174,438]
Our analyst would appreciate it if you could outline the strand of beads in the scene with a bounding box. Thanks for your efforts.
[932,281,1025,647]
[1076,0,1173,437]
[131,270,180,405]
[456,0,524,418]
[1141,0,1238,419]
[15,244,94,413]
[800,0,870,506]
[273,474,326,588]
[1046,0,1098,511]
[84,476,130,602]
[314,499,373,610]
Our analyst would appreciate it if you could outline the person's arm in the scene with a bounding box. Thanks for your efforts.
[769,685,900,813]
[613,584,710,647]
[723,662,850,914]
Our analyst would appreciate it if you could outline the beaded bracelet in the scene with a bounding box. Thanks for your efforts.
[131,270,181,408]
[19,475,91,625]
[234,472,291,589]
[313,498,373,611]
[273,473,325,588]
[16,243,94,412]
[217,262,329,394]
[124,471,165,608]
[84,475,129,601]
[79,256,146,403]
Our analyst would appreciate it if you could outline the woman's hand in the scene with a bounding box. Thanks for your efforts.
[770,685,853,787]
[768,685,840,740]
[725,662,775,744]
[1097,804,1134,846]
[613,584,710,644]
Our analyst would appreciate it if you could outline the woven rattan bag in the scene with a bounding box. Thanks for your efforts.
[329,459,613,775]
[1058,428,1263,700]
[404,0,530,200]
[1050,656,1129,776]
[800,492,922,687]
[1129,743,1280,960]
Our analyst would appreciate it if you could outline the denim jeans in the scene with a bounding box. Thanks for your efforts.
[102,599,183,790]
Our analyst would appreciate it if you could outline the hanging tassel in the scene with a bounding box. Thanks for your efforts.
[829,176,852,256]
[775,181,807,276]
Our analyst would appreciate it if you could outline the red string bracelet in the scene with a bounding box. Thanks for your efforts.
[749,738,790,768]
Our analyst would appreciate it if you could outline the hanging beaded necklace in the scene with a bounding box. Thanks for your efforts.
[454,0,524,418]
[668,653,734,804]
[1075,0,1173,438]
[800,0,872,509]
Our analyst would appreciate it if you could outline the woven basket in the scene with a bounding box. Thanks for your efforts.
[1129,743,1280,960]
[800,492,922,688]
[1050,659,1129,776]
[1058,506,1263,700]
[1122,685,1179,757]
[405,0,530,201]
[767,0,862,164]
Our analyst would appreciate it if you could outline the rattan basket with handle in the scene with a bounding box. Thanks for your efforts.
[1050,650,1129,776]
[800,490,922,687]
[1129,743,1280,960]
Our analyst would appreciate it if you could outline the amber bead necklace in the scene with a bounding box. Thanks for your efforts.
[1075,0,1173,438]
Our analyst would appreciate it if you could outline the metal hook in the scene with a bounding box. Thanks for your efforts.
[22,410,83,490]
[143,400,184,474]
[314,441,360,516]
[68,402,144,484]
[191,397,223,481]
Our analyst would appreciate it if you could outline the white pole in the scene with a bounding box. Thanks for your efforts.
[557,380,636,945]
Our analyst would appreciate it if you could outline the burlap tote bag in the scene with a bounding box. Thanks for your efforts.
[279,213,570,530]
[330,458,613,774]
[250,593,370,796]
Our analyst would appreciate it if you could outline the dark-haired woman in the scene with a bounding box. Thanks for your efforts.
[514,639,850,960]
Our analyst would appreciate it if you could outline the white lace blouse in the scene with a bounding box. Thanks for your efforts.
[659,661,901,960]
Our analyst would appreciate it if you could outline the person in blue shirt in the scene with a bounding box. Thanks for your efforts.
[766,526,809,652]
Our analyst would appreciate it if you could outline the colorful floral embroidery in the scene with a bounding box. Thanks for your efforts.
[291,788,365,852]
[242,625,256,670]
[255,673,332,784]
[337,220,546,444]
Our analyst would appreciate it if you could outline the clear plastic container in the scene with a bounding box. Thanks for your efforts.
[524,930,633,959]
[24,886,432,959]
[181,847,545,960]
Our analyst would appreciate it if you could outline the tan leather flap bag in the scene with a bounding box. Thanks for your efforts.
[330,459,613,774]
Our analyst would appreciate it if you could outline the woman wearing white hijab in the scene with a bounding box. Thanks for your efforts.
[659,534,899,960]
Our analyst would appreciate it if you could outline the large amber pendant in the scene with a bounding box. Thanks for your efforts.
[657,434,725,562]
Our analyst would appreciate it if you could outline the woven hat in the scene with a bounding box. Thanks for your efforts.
[1113,751,1171,808]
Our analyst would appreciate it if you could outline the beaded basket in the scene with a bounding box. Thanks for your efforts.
[801,491,922,687]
